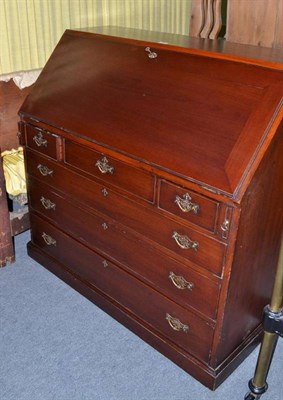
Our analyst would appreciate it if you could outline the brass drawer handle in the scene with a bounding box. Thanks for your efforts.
[172,231,199,251]
[174,193,199,214]
[166,313,189,333]
[40,196,56,210]
[42,232,56,246]
[95,156,114,175]
[33,132,48,147]
[37,164,53,177]
[169,271,194,291]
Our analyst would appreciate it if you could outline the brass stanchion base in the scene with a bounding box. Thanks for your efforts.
[244,239,283,399]
[244,379,268,400]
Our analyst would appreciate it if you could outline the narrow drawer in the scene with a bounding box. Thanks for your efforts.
[30,213,215,363]
[26,124,60,160]
[25,150,226,276]
[159,180,219,232]
[28,177,221,320]
[64,140,155,201]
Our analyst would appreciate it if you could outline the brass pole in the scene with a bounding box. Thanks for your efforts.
[269,239,283,312]
[245,238,283,399]
[251,333,278,389]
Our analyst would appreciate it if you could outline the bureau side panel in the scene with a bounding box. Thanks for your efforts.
[213,122,283,367]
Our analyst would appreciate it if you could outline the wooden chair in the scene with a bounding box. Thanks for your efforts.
[190,0,223,39]
[189,0,283,48]
[0,154,14,267]
[0,80,31,267]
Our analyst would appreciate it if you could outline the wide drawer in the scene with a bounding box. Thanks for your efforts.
[28,177,221,320]
[25,124,61,160]
[64,139,155,201]
[25,150,226,276]
[159,180,220,232]
[30,213,215,363]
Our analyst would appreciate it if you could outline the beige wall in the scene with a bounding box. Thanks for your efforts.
[0,0,192,75]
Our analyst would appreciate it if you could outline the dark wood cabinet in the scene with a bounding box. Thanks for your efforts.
[18,27,283,390]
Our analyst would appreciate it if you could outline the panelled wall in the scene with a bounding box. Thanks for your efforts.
[227,0,283,48]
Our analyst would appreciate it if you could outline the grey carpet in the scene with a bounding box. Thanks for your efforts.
[1,231,282,400]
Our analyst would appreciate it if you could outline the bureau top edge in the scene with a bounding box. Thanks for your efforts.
[68,26,283,70]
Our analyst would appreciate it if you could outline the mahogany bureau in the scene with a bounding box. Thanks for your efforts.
[18,27,283,389]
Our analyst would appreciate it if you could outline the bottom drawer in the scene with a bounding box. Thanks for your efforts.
[30,213,215,363]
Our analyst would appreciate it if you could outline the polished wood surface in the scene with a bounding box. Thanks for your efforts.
[72,26,283,67]
[20,28,283,198]
[19,27,283,390]
[214,124,283,366]
[25,149,226,276]
[65,140,155,201]
[29,177,220,320]
[30,212,215,363]
[158,180,220,233]
[25,124,60,160]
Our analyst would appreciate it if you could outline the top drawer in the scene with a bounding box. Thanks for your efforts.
[26,125,60,160]
[64,140,155,201]
[159,180,219,232]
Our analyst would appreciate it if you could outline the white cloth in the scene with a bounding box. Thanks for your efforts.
[0,69,41,89]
